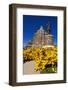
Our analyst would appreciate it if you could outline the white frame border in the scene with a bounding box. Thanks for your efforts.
[16,8,64,82]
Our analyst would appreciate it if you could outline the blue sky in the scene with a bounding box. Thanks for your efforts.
[23,15,57,47]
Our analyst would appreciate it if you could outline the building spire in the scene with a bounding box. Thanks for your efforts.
[40,26,43,30]
[47,22,51,34]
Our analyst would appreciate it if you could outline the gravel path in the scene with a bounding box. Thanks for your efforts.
[23,61,40,75]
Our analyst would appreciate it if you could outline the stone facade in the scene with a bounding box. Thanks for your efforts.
[28,25,54,48]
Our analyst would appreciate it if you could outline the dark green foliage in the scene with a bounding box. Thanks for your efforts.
[41,64,57,73]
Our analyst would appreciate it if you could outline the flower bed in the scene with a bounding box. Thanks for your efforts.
[23,46,57,73]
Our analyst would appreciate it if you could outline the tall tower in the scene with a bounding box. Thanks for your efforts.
[47,22,51,34]
[44,22,54,46]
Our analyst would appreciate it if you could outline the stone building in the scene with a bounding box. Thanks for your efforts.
[27,24,54,48]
